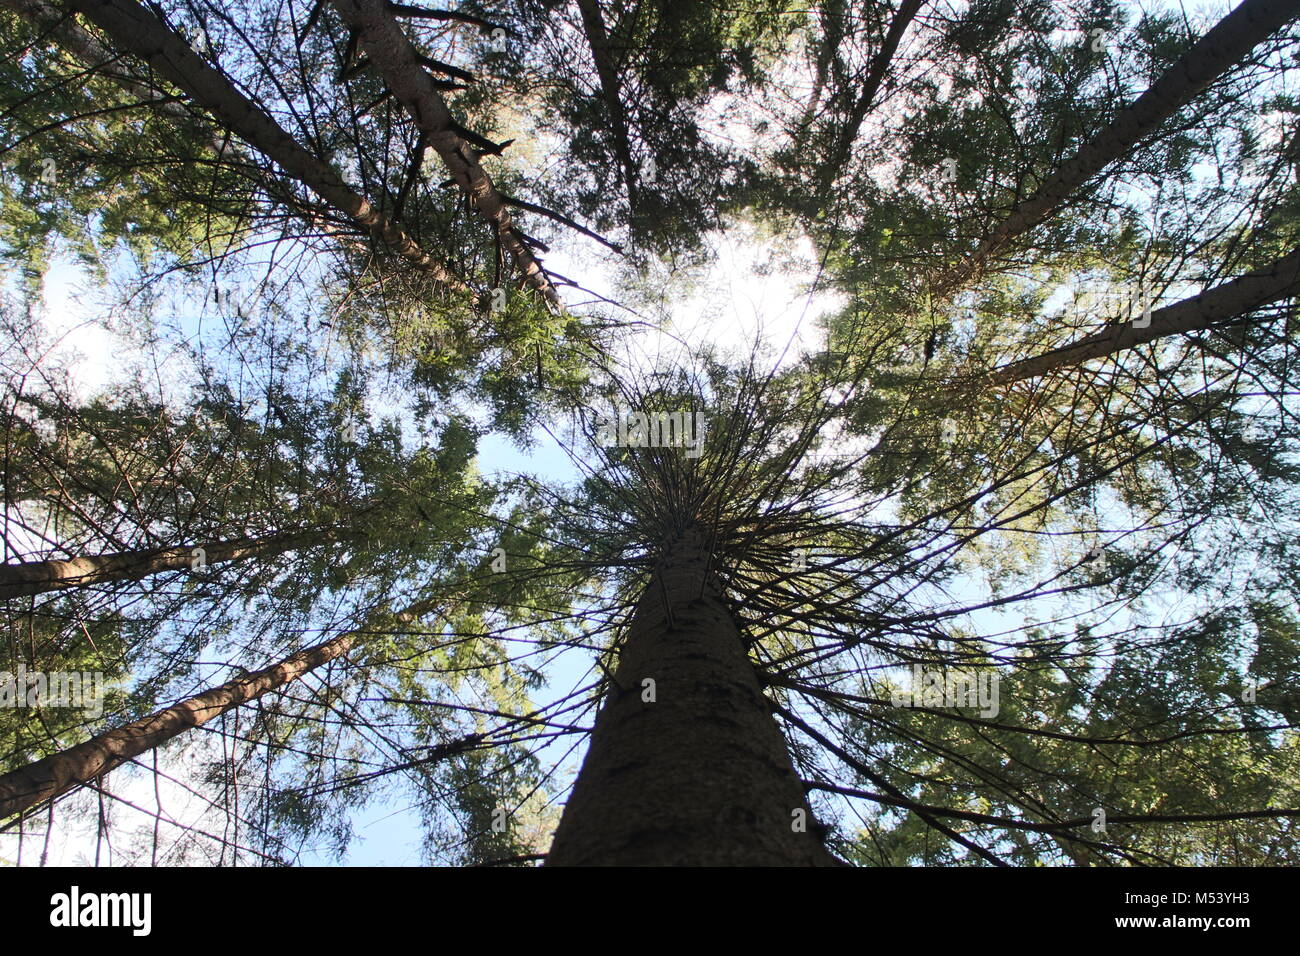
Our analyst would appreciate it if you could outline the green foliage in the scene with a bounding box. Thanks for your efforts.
[0,10,257,285]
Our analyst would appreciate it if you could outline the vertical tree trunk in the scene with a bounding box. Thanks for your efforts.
[546,527,835,866]
[574,0,642,212]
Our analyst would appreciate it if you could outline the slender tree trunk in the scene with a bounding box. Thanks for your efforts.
[817,0,924,196]
[939,0,1300,296]
[794,0,844,136]
[574,0,641,213]
[10,0,256,175]
[0,587,451,820]
[57,0,469,293]
[0,630,355,819]
[989,244,1300,384]
[0,528,323,599]
[546,526,836,866]
[10,0,372,257]
[328,0,561,308]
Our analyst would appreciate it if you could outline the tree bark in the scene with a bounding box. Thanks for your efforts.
[0,529,322,599]
[546,526,836,866]
[10,0,373,256]
[938,0,1300,296]
[988,244,1300,384]
[0,630,355,819]
[57,0,469,294]
[328,0,561,308]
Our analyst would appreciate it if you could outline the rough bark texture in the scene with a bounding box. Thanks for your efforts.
[328,0,561,308]
[0,529,320,599]
[0,632,354,819]
[990,244,1300,384]
[939,0,1300,296]
[546,527,835,866]
[59,0,469,293]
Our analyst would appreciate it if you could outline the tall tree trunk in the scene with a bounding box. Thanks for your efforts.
[817,0,925,197]
[938,0,1300,296]
[793,0,845,136]
[0,630,355,819]
[574,0,641,214]
[988,243,1300,384]
[546,526,836,866]
[0,528,324,599]
[328,0,561,308]
[11,0,379,261]
[57,0,469,294]
[0,589,450,820]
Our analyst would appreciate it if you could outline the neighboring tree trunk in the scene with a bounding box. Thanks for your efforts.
[0,586,453,820]
[793,0,845,136]
[10,0,384,263]
[328,0,561,308]
[938,0,1300,296]
[0,529,324,599]
[57,0,470,294]
[0,630,355,819]
[546,526,836,866]
[574,0,642,213]
[989,244,1300,384]
[817,0,925,197]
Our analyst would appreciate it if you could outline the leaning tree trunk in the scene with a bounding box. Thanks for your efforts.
[0,630,354,819]
[57,0,469,294]
[546,526,836,866]
[0,528,321,599]
[328,0,561,307]
[0,592,445,820]
[989,243,1300,384]
[937,0,1300,296]
[817,0,925,197]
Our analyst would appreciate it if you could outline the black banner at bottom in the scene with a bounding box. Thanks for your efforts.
[0,865,1281,942]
